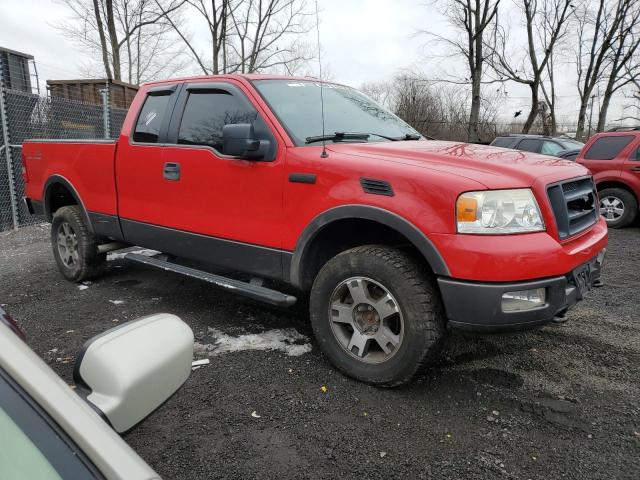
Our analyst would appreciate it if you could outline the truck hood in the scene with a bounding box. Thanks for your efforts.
[327,140,589,189]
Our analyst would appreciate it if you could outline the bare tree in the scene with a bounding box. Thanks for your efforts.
[486,0,573,133]
[56,0,186,82]
[596,3,640,131]
[159,0,313,75]
[229,0,312,73]
[360,80,395,108]
[154,0,233,75]
[572,0,636,139]
[420,0,501,143]
[615,62,640,123]
[361,74,501,142]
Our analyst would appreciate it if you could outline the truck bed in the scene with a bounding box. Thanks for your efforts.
[23,139,119,219]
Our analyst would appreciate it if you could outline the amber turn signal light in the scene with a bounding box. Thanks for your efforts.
[457,195,478,222]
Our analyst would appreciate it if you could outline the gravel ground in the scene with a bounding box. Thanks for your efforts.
[1,224,639,480]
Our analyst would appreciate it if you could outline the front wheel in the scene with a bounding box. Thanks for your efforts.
[309,245,446,387]
[599,188,638,228]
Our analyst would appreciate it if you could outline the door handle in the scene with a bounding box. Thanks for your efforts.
[630,166,640,172]
[163,162,180,181]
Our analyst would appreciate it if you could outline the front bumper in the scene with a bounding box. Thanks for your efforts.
[438,249,605,332]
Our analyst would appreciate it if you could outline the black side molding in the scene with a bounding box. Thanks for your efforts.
[289,173,316,184]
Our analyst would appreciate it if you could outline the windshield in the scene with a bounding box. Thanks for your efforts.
[559,139,584,149]
[253,80,420,146]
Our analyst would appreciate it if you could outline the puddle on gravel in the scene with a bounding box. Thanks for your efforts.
[194,327,312,357]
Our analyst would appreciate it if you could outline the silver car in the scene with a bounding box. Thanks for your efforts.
[0,306,193,480]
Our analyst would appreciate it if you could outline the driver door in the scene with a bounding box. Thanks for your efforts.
[118,80,286,279]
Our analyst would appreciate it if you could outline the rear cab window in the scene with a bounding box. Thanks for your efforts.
[132,93,172,143]
[583,135,634,160]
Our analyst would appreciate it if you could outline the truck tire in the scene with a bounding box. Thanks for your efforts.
[309,245,445,387]
[599,188,638,228]
[51,206,105,282]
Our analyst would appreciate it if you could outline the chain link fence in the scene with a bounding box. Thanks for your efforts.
[0,73,128,232]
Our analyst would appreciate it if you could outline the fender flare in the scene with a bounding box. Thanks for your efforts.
[43,175,93,232]
[289,205,450,289]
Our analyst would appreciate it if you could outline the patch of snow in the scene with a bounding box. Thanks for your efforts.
[78,285,89,290]
[109,300,125,305]
[194,327,312,357]
[107,248,159,261]
[191,359,210,371]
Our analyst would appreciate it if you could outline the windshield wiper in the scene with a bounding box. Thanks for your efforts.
[370,133,422,141]
[305,132,422,144]
[305,132,370,144]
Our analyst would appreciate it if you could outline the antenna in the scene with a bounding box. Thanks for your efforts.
[314,0,328,158]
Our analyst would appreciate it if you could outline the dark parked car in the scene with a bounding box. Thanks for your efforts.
[491,134,584,158]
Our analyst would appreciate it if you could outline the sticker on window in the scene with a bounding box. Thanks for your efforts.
[144,111,158,126]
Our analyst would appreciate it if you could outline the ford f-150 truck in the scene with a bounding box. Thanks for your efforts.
[22,75,608,386]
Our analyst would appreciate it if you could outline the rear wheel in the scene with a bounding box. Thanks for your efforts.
[51,206,105,282]
[309,245,445,387]
[598,188,638,228]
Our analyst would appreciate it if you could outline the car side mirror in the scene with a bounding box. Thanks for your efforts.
[222,123,270,160]
[74,313,193,433]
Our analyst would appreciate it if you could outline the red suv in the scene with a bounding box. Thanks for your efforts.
[577,127,640,228]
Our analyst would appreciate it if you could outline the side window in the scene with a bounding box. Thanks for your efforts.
[177,90,258,152]
[517,139,541,153]
[133,93,171,143]
[541,141,564,156]
[491,137,517,148]
[583,136,634,160]
[633,147,640,161]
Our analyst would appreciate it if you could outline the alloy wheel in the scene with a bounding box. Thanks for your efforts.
[56,221,79,268]
[600,196,625,222]
[328,277,404,364]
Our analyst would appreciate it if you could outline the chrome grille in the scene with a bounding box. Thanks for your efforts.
[547,177,598,239]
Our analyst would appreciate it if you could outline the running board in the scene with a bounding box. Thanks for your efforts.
[125,253,297,307]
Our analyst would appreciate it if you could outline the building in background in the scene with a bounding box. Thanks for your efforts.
[47,79,138,109]
[0,46,38,94]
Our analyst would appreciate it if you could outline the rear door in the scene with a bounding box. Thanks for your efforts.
[621,139,640,196]
[116,83,180,226]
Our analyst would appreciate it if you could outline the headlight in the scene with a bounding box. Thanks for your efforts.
[457,189,545,234]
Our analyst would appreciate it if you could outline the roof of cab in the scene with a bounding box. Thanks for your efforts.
[141,74,337,88]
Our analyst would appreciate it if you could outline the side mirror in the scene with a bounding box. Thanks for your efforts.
[74,313,193,433]
[222,123,270,160]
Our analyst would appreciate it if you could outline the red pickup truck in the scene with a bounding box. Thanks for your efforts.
[22,75,608,386]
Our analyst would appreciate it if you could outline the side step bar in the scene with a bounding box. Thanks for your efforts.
[125,253,297,307]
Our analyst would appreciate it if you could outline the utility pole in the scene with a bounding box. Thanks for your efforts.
[588,94,596,139]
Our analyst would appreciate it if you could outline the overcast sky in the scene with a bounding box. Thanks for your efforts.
[0,0,633,124]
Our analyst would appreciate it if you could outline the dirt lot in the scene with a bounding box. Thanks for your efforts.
[1,224,639,479]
